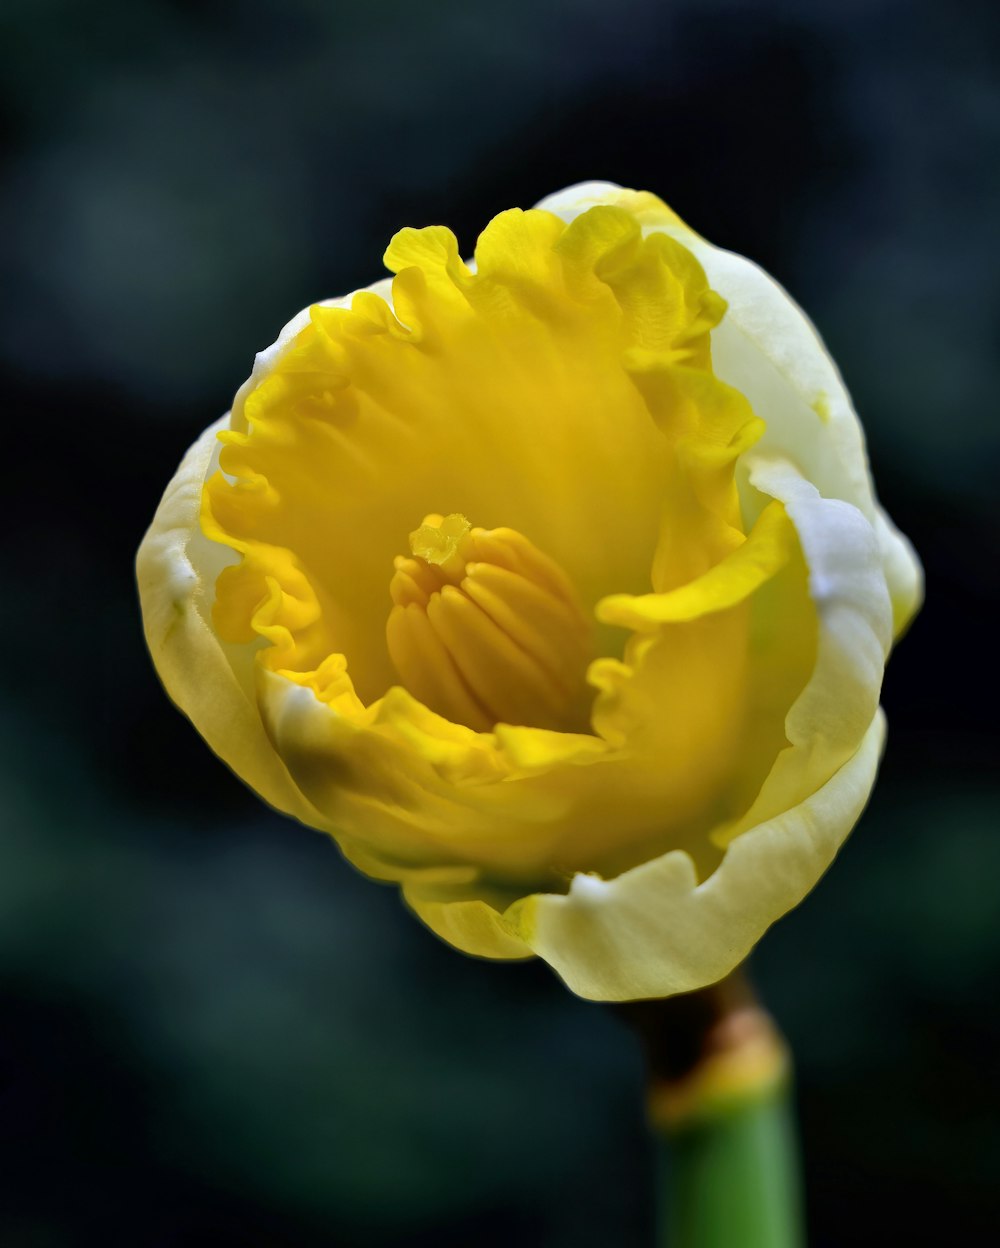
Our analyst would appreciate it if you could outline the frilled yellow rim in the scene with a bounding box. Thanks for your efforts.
[194,202,818,888]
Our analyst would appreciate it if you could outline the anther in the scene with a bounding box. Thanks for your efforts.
[387,514,594,732]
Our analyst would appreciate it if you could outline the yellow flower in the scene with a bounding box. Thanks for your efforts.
[138,182,921,1001]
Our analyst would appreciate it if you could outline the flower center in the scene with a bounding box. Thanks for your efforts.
[387,513,595,733]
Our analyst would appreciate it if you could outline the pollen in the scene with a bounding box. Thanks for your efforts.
[387,514,595,733]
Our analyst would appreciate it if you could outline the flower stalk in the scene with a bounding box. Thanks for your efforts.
[622,973,803,1248]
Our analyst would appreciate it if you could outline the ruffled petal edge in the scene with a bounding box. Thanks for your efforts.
[136,417,330,827]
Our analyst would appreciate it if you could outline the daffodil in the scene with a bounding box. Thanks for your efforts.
[138,181,921,1001]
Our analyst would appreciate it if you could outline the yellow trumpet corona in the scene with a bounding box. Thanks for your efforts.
[138,182,922,1001]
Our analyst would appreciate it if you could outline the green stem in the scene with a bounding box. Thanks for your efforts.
[657,1066,802,1248]
[619,972,805,1248]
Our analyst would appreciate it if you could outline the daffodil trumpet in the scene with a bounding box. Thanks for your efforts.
[138,182,921,1003]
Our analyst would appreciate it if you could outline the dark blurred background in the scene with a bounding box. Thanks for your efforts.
[1,1,998,1244]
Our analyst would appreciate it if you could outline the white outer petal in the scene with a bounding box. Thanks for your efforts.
[873,506,923,637]
[748,454,891,756]
[536,180,651,223]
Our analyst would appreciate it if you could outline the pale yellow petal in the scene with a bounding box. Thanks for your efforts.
[509,711,885,1001]
[874,505,924,638]
[707,453,891,850]
[493,451,893,1000]
[403,881,533,961]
